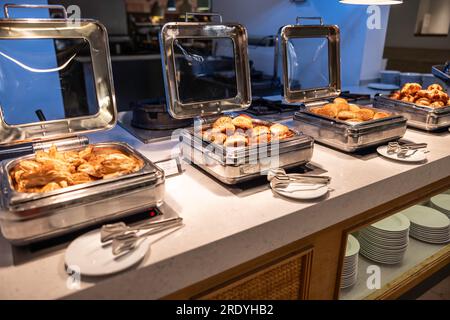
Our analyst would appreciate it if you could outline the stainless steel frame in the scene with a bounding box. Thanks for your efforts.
[0,6,117,146]
[293,105,407,152]
[278,18,341,103]
[159,17,252,119]
[374,94,450,131]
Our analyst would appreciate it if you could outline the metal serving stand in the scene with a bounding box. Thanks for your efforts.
[280,17,407,152]
[0,4,164,244]
[159,13,314,184]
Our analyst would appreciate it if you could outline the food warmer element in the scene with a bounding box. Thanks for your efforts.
[373,95,450,131]
[131,98,193,130]
[0,5,165,244]
[276,17,407,152]
[160,13,315,184]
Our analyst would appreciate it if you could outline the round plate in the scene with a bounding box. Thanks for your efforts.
[65,229,149,277]
[371,213,411,232]
[400,205,450,229]
[431,194,450,214]
[367,83,400,91]
[271,182,329,200]
[345,234,360,257]
[377,145,427,163]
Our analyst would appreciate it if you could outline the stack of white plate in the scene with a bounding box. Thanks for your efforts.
[359,213,410,264]
[430,194,450,219]
[400,205,450,244]
[341,234,360,289]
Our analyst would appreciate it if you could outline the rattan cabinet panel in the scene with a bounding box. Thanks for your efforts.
[197,249,313,300]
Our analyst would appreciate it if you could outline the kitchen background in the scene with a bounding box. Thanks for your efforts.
[0,0,448,114]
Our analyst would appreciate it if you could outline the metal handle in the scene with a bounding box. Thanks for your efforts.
[4,4,68,19]
[184,12,223,23]
[295,16,324,26]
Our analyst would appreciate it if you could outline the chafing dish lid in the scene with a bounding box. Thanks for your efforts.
[159,13,252,119]
[278,17,341,104]
[0,4,116,147]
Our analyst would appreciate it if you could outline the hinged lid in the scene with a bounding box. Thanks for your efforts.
[159,13,252,119]
[278,17,341,103]
[0,4,117,147]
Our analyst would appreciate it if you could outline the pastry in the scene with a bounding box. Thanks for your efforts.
[322,103,339,117]
[250,126,271,144]
[348,104,361,112]
[428,84,443,91]
[232,115,253,130]
[270,123,291,140]
[400,83,421,95]
[430,101,445,108]
[333,97,348,105]
[337,111,357,120]
[356,108,375,121]
[10,145,143,193]
[373,112,390,120]
[416,98,431,106]
[223,134,248,147]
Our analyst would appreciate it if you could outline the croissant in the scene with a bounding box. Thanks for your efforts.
[232,115,253,130]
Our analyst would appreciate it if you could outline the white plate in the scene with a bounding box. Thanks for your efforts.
[377,145,427,163]
[65,229,149,277]
[367,83,400,91]
[401,205,450,229]
[431,194,450,214]
[371,213,411,232]
[345,234,360,257]
[272,182,329,200]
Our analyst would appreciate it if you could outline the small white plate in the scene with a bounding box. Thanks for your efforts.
[65,229,149,277]
[271,182,329,200]
[377,145,427,163]
[367,83,400,91]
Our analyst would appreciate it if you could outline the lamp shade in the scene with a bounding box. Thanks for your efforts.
[340,0,403,4]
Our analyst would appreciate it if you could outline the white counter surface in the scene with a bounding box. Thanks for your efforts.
[0,124,449,299]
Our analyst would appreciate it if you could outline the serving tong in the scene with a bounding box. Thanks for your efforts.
[267,168,331,192]
[387,142,428,158]
[101,217,184,255]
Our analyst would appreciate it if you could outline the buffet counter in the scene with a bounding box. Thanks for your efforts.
[0,124,449,299]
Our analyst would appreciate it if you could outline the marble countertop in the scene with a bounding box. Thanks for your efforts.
[0,123,449,299]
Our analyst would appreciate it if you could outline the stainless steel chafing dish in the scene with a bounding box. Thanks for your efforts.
[180,118,313,184]
[159,13,314,184]
[373,94,450,131]
[0,4,164,244]
[278,17,407,152]
[295,105,407,152]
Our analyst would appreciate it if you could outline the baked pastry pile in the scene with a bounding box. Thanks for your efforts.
[390,83,449,108]
[10,145,143,193]
[310,97,390,123]
[202,115,293,147]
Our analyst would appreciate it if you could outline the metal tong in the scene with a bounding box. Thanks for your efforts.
[101,217,183,243]
[267,168,331,191]
[111,221,184,256]
[387,142,428,158]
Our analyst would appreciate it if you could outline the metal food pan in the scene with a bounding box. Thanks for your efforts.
[374,94,450,131]
[0,142,165,244]
[180,119,314,184]
[293,105,407,152]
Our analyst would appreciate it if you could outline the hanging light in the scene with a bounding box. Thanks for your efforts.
[340,0,403,4]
